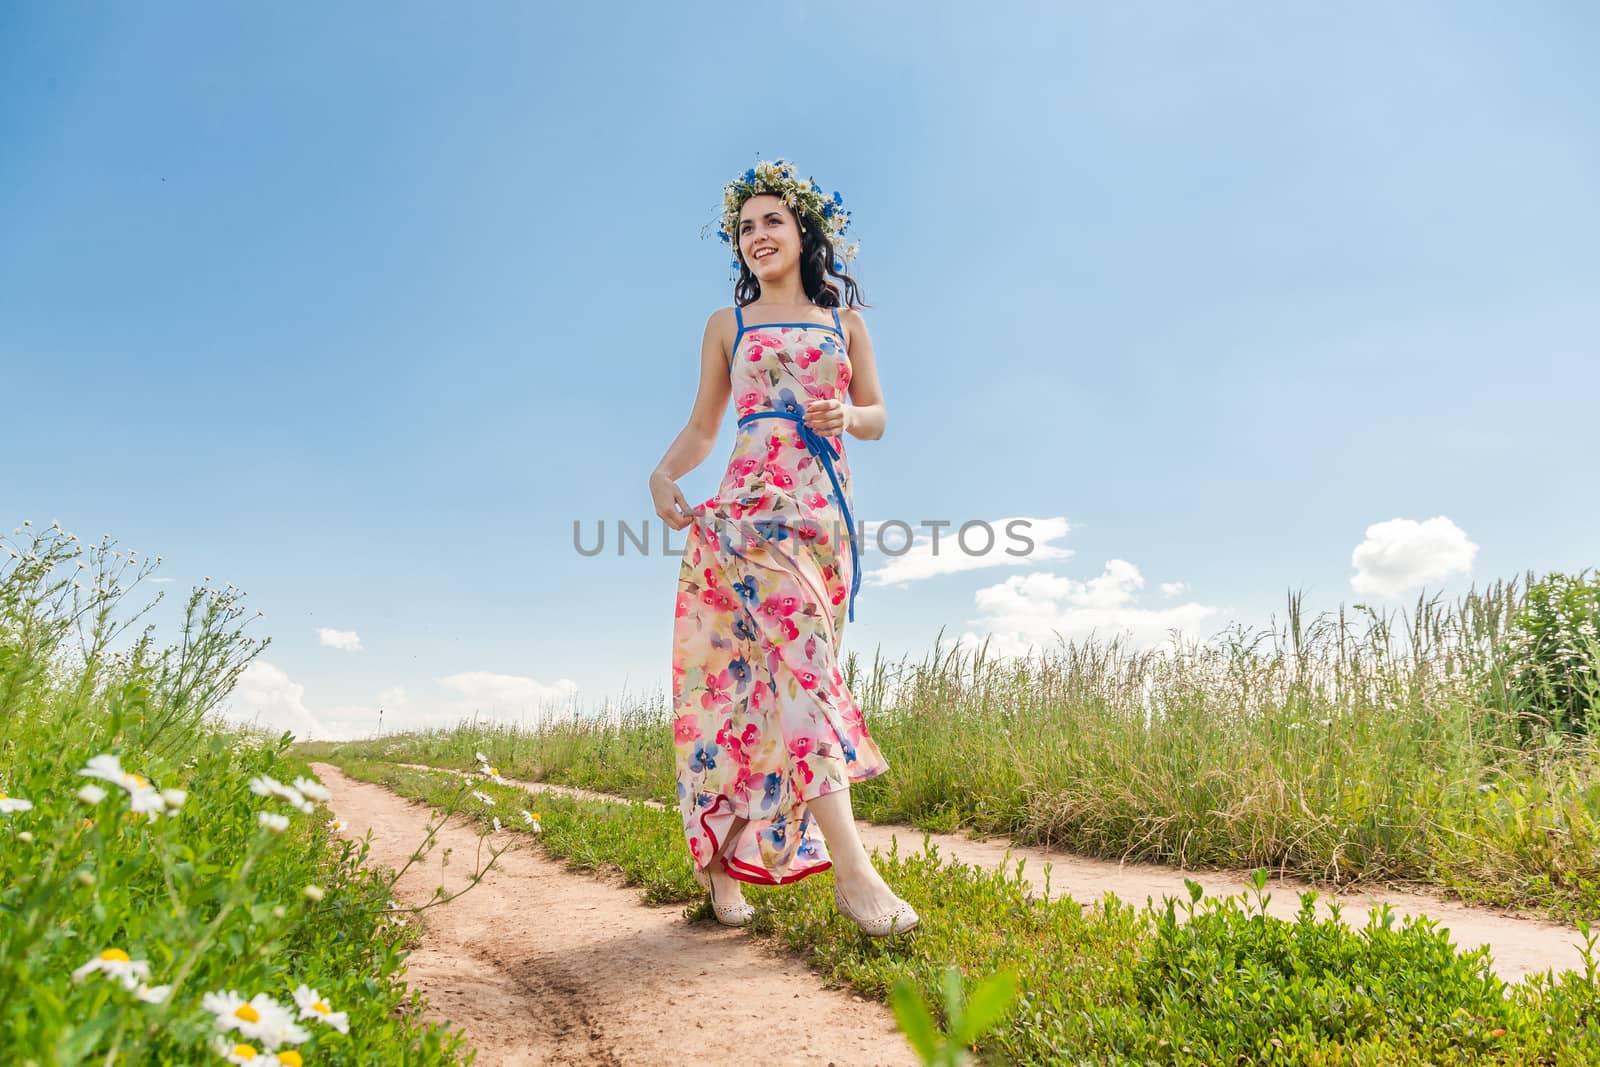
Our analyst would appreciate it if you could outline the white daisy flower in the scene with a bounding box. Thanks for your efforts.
[520,809,542,832]
[135,982,172,1004]
[128,785,168,818]
[249,775,309,811]
[213,1037,266,1064]
[471,791,495,806]
[258,811,289,833]
[79,753,152,793]
[202,990,310,1048]
[492,816,503,833]
[161,788,188,811]
[0,791,32,814]
[290,776,330,802]
[303,884,325,901]
[325,818,347,832]
[474,751,488,763]
[77,784,108,804]
[71,948,153,991]
[292,984,351,1034]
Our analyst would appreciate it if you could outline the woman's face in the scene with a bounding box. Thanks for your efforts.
[738,194,802,278]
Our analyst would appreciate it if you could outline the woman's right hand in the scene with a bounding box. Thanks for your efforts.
[650,471,697,531]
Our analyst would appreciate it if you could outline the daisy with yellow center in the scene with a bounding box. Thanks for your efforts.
[71,948,153,992]
[0,789,33,814]
[202,990,310,1048]
[292,984,351,1033]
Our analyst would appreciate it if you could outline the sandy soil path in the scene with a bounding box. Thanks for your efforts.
[311,763,916,1067]
[393,764,1593,984]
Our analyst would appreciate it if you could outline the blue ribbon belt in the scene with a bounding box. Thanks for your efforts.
[736,410,861,623]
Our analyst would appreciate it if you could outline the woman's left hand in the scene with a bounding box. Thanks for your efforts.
[803,398,851,436]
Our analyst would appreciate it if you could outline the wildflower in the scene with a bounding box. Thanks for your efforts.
[214,1037,264,1064]
[303,885,325,901]
[277,1051,303,1066]
[249,776,313,813]
[202,990,311,1048]
[17,831,32,843]
[520,809,541,831]
[258,812,289,833]
[325,818,347,832]
[79,753,147,791]
[492,816,503,833]
[0,790,33,814]
[78,784,108,804]
[471,791,495,806]
[136,983,172,1003]
[474,751,488,763]
[291,776,330,802]
[78,753,180,818]
[480,763,506,784]
[72,948,153,991]
[292,984,351,1033]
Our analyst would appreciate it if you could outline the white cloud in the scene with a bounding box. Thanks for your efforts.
[955,559,1218,657]
[224,661,323,739]
[149,577,175,584]
[220,663,584,741]
[317,627,363,652]
[439,671,580,718]
[864,516,1074,586]
[1159,581,1189,598]
[1350,516,1478,596]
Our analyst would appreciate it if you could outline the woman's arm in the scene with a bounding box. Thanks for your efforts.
[841,307,886,441]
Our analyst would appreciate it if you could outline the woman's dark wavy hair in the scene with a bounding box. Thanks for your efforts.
[731,196,871,312]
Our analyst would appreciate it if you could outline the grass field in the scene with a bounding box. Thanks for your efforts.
[326,758,1600,1065]
[308,580,1600,922]
[12,516,1600,1064]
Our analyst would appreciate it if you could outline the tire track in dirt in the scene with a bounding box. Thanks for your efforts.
[313,763,916,1067]
[393,764,1593,984]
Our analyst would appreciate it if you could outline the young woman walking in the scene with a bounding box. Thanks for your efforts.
[648,160,918,937]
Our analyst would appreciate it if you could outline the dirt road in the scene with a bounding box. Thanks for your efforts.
[311,763,917,1067]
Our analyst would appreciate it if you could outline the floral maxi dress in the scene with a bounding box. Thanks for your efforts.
[672,303,890,885]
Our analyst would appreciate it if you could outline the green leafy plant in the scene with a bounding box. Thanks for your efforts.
[890,965,1018,1066]
[1507,569,1600,738]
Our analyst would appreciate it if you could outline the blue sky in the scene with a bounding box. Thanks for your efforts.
[3,2,1596,739]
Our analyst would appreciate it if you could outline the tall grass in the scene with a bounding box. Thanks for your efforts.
[310,578,1600,918]
[1,521,476,1065]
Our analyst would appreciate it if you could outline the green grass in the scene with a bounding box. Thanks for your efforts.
[1,523,473,1066]
[301,582,1600,923]
[334,757,1600,1066]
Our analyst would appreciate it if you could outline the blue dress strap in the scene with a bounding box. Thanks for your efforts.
[830,305,841,333]
[729,304,745,372]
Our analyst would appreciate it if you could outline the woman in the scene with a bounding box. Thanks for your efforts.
[648,160,918,938]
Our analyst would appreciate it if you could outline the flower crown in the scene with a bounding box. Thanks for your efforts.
[700,158,860,274]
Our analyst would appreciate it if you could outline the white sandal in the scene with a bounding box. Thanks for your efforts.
[693,863,755,927]
[834,879,920,938]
